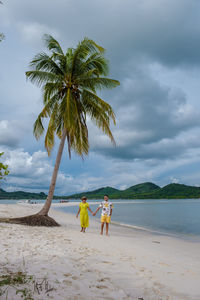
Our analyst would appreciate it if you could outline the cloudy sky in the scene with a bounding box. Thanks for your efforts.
[1,0,200,195]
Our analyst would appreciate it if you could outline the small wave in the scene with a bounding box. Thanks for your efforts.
[111,220,168,234]
[110,220,196,240]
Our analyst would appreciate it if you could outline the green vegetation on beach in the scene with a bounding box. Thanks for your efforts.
[1,182,200,200]
[0,152,9,180]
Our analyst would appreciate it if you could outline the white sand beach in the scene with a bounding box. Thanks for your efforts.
[0,203,200,300]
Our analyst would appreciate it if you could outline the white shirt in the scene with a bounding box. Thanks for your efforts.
[99,201,113,216]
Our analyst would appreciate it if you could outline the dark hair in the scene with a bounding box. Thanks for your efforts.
[104,194,109,197]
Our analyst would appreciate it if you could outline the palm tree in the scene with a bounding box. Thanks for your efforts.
[5,35,119,226]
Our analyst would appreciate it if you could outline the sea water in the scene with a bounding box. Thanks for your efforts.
[55,199,200,241]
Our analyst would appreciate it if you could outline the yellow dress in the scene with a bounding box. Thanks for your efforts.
[79,202,89,228]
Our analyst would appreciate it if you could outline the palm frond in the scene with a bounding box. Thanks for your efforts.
[78,53,109,76]
[43,82,62,104]
[26,71,61,87]
[44,103,59,155]
[82,90,116,124]
[43,34,64,55]
[33,115,45,140]
[29,52,64,75]
[81,90,116,144]
[79,77,120,91]
[72,99,89,157]
[71,38,105,76]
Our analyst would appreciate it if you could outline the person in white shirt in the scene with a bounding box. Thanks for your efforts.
[93,195,113,235]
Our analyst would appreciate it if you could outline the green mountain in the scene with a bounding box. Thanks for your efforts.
[65,182,161,199]
[1,182,200,200]
[122,182,160,197]
[137,183,200,199]
[65,186,120,199]
[0,188,70,200]
[65,182,200,199]
[0,188,47,200]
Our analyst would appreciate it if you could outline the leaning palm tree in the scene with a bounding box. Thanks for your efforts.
[3,35,119,226]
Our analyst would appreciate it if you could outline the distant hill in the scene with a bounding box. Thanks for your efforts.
[65,182,200,199]
[64,186,120,200]
[137,183,200,199]
[65,182,161,199]
[121,182,160,198]
[1,182,200,200]
[0,188,47,200]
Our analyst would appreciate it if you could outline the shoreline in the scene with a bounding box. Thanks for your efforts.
[3,201,200,242]
[1,204,200,299]
[52,202,200,243]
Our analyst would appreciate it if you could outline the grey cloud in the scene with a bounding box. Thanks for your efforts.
[3,0,200,68]
[0,120,21,147]
[89,69,200,160]
[92,129,200,161]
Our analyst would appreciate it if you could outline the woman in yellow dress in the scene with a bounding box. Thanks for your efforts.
[76,196,94,232]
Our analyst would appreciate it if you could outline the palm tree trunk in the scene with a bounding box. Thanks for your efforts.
[37,130,67,216]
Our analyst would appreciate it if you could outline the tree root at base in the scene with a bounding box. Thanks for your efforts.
[0,214,60,227]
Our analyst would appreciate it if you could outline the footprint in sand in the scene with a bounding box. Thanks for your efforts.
[98,277,110,282]
[101,261,113,265]
[63,279,72,286]
[64,273,72,277]
[83,269,92,273]
[140,268,145,272]
[96,285,108,289]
